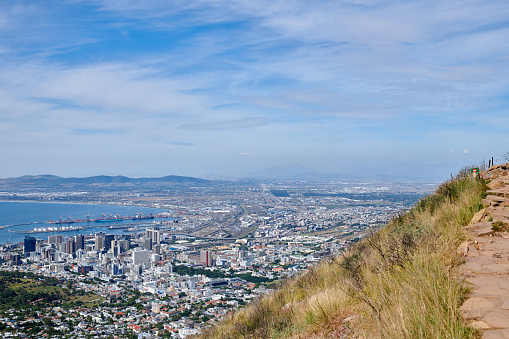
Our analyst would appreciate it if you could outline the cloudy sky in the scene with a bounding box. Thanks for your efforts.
[1,0,508,179]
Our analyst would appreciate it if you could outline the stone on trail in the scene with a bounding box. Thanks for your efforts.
[475,227,495,237]
[483,311,509,329]
[460,298,497,319]
[464,222,494,236]
[472,208,488,223]
[470,320,492,330]
[482,331,509,339]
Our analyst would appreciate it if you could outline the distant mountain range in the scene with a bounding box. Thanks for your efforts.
[0,160,456,185]
[239,163,450,181]
[0,174,208,185]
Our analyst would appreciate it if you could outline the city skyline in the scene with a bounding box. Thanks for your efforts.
[1,1,508,179]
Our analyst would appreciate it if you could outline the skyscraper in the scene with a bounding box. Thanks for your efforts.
[104,234,115,251]
[143,238,152,251]
[95,232,105,252]
[65,238,75,254]
[74,234,84,250]
[200,250,213,267]
[24,235,36,254]
[146,228,160,245]
[132,249,149,269]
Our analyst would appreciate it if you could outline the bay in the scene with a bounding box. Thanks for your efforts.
[0,201,166,244]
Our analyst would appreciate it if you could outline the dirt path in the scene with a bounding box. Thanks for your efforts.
[460,164,509,338]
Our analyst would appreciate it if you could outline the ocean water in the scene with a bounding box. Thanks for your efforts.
[0,201,166,244]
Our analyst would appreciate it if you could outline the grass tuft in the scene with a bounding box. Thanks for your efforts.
[492,221,509,232]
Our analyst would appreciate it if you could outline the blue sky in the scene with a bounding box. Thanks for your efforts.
[1,0,508,179]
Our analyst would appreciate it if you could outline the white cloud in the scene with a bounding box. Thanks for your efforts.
[1,0,509,177]
[181,117,272,130]
[30,64,206,115]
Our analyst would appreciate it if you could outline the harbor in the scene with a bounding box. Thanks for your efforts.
[15,221,169,234]
[0,201,167,244]
[46,213,156,224]
[17,226,86,234]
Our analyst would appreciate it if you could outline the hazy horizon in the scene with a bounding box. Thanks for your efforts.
[0,161,470,181]
[1,1,508,180]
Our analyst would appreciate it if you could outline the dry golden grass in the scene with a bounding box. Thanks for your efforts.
[197,175,487,339]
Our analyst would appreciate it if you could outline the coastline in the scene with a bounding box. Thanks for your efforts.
[0,198,154,208]
[0,201,166,245]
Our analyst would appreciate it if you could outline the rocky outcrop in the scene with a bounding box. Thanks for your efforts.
[483,163,509,180]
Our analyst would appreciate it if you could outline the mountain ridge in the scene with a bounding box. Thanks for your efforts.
[0,174,208,185]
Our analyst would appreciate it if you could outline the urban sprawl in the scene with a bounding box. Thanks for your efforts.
[0,179,435,338]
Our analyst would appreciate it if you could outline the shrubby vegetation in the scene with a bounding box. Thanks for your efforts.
[0,271,64,310]
[198,173,488,338]
[0,271,102,311]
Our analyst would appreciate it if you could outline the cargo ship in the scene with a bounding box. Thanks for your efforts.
[94,214,123,222]
[109,225,130,229]
[19,226,86,234]
[46,212,150,225]
[132,213,155,220]
[47,216,75,224]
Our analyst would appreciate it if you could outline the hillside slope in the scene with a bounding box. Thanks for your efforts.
[197,171,488,339]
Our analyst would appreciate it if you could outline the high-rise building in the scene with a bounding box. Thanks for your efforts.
[143,238,152,251]
[95,232,105,252]
[132,249,149,269]
[146,228,160,245]
[10,254,21,265]
[112,264,121,276]
[65,238,75,254]
[104,234,115,251]
[113,245,121,257]
[58,243,66,253]
[200,250,214,267]
[42,249,52,259]
[118,239,130,251]
[48,235,63,246]
[152,244,161,255]
[24,235,36,254]
[35,239,43,253]
[74,234,84,250]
